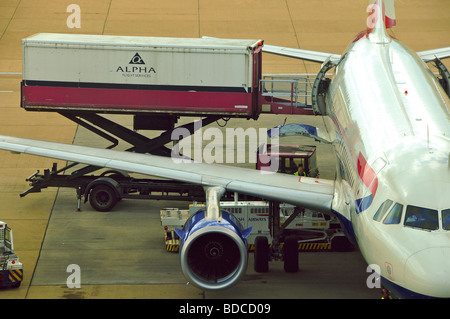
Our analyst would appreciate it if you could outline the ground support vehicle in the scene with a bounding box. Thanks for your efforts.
[0,221,23,288]
[24,165,210,212]
[161,202,347,260]
[17,33,352,273]
[253,200,352,274]
[257,144,319,176]
[160,208,190,252]
[19,34,318,211]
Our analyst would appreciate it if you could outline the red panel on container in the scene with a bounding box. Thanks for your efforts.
[22,85,255,117]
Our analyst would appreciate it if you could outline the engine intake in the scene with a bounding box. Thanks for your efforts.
[175,210,251,290]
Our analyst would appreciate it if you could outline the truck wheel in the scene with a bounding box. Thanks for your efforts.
[254,236,269,273]
[283,236,299,273]
[331,236,353,252]
[12,281,21,288]
[89,184,118,212]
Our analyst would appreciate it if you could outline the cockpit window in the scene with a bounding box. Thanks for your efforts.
[404,205,439,231]
[383,203,403,224]
[442,209,450,231]
[373,199,394,222]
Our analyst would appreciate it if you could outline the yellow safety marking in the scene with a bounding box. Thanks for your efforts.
[8,269,23,282]
[247,243,331,251]
[166,244,179,252]
[298,243,331,250]
[165,242,331,252]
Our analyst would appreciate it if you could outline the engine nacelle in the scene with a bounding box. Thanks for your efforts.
[175,210,252,290]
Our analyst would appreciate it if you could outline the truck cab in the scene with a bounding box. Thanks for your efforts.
[256,144,319,177]
[0,221,23,288]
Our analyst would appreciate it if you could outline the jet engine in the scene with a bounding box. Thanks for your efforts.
[175,210,252,290]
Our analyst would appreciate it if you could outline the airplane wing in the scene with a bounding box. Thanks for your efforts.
[0,135,334,213]
[416,47,450,62]
[264,44,450,64]
[263,44,341,63]
[201,36,341,63]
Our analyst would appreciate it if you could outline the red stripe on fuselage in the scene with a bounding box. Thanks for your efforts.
[357,152,378,197]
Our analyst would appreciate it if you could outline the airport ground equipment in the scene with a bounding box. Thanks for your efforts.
[18,34,321,211]
[160,143,340,262]
[21,34,316,118]
[161,208,190,252]
[161,202,347,274]
[190,201,342,250]
[256,144,319,176]
[18,34,349,280]
[21,34,265,118]
[0,221,23,288]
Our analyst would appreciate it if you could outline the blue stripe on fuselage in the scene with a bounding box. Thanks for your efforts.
[355,194,373,214]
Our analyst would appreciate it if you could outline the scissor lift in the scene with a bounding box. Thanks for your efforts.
[20,73,318,211]
[20,112,229,211]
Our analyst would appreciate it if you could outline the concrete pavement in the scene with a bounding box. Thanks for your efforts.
[0,0,448,299]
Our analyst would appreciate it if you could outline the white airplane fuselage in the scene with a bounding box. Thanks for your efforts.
[324,30,450,298]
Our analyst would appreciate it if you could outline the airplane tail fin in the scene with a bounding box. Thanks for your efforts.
[368,0,396,29]
[382,0,396,28]
[366,0,395,43]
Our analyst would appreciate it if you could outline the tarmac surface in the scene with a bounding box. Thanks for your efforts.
[0,0,449,300]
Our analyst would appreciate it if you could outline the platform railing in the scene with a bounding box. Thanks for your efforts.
[260,74,316,108]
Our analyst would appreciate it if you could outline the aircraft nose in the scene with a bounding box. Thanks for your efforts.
[404,247,450,298]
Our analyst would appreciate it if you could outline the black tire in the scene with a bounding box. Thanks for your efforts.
[254,236,269,273]
[89,184,118,212]
[11,281,21,288]
[331,236,354,252]
[283,236,299,273]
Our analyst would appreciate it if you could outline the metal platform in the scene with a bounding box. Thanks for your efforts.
[260,74,317,115]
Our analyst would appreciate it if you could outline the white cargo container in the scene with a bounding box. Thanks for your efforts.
[21,33,263,118]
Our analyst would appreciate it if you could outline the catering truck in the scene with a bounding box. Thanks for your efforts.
[18,34,316,211]
[0,221,23,288]
[21,34,265,119]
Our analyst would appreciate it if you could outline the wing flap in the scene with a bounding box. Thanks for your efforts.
[0,135,334,212]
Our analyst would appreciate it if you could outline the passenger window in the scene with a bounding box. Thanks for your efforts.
[373,199,394,222]
[443,209,450,231]
[404,205,439,231]
[383,203,403,224]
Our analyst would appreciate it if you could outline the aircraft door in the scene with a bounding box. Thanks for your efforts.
[312,59,334,115]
